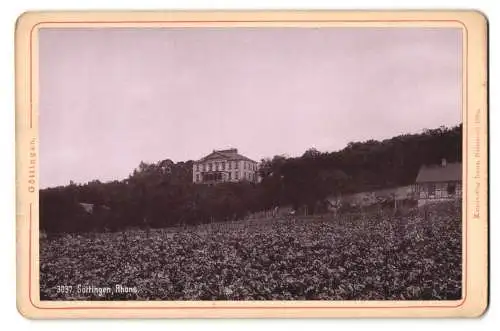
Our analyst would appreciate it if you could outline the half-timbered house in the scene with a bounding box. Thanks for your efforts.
[413,159,462,207]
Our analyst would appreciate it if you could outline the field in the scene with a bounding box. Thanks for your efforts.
[40,202,462,301]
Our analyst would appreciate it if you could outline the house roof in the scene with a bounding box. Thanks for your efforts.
[415,162,462,183]
[197,148,256,163]
[79,203,94,214]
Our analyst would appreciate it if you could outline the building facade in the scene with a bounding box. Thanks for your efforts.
[192,148,259,184]
[412,159,462,207]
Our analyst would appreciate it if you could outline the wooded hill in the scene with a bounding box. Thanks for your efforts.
[40,124,461,233]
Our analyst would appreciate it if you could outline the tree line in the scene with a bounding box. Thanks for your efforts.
[40,124,461,233]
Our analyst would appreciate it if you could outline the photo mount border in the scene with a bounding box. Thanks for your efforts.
[15,11,487,318]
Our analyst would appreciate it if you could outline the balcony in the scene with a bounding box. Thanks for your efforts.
[201,171,229,184]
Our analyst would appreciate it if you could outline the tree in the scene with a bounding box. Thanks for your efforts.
[302,148,321,159]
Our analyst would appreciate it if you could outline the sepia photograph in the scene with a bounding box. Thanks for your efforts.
[36,25,464,302]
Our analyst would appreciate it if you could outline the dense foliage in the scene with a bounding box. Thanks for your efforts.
[40,124,461,233]
[40,201,461,301]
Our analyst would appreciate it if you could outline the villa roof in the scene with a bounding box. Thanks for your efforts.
[197,149,256,163]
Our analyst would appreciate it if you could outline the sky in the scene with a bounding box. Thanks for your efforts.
[39,27,462,188]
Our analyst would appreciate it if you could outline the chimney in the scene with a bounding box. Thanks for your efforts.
[441,158,447,167]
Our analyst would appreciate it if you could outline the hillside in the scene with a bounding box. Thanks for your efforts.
[40,124,461,233]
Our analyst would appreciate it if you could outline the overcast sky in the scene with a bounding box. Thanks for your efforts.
[39,27,462,188]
